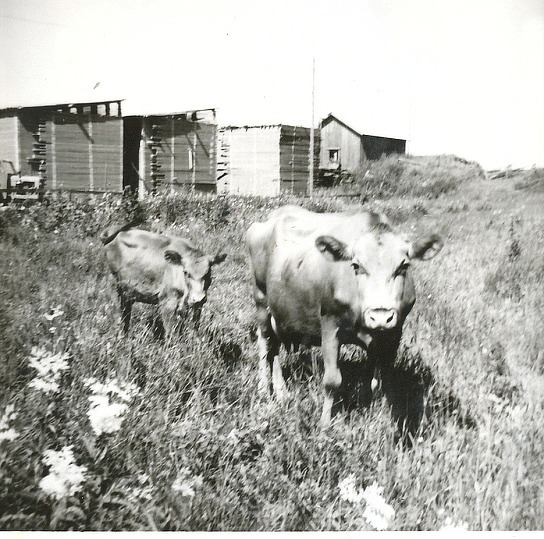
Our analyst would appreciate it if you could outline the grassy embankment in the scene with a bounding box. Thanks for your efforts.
[0,156,543,530]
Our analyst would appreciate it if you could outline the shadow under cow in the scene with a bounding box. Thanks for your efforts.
[283,345,476,446]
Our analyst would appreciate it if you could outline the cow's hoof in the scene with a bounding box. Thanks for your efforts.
[319,416,332,430]
[273,387,288,403]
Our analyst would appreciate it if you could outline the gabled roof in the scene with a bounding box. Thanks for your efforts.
[321,113,362,138]
[321,112,406,142]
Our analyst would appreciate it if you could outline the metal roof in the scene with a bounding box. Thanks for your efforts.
[0,99,124,114]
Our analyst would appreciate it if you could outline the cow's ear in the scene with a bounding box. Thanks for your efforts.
[211,252,227,266]
[315,235,351,262]
[409,234,443,261]
[164,249,183,265]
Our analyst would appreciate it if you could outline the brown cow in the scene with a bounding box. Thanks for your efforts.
[101,221,226,335]
[246,205,443,427]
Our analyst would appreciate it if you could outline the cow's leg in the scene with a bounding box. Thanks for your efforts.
[256,318,283,399]
[270,331,286,400]
[320,319,341,428]
[255,295,284,400]
[158,295,179,338]
[118,288,132,334]
[368,331,424,440]
[367,332,400,399]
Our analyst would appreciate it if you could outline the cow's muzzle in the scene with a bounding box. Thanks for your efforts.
[364,308,398,331]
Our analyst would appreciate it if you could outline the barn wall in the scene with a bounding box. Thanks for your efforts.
[222,126,281,196]
[319,118,364,173]
[91,118,123,192]
[0,115,19,190]
[17,111,42,176]
[362,135,406,160]
[45,113,123,192]
[140,117,217,193]
[279,125,310,196]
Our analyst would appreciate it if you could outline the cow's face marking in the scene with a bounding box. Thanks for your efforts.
[165,251,227,309]
[315,230,442,331]
[184,257,212,307]
[351,232,410,331]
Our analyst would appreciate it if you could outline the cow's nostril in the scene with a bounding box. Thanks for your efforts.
[365,309,397,330]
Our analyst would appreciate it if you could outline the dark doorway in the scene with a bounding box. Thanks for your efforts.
[123,117,143,192]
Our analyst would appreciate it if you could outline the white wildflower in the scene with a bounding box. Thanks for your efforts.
[338,474,364,504]
[227,428,241,443]
[84,378,140,403]
[130,474,154,501]
[362,482,396,531]
[44,305,64,322]
[28,348,70,394]
[440,516,468,531]
[39,446,87,500]
[85,378,139,436]
[87,397,128,435]
[0,404,17,429]
[172,467,203,498]
[0,429,18,442]
[0,404,19,443]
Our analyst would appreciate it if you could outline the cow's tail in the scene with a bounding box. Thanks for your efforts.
[100,217,145,245]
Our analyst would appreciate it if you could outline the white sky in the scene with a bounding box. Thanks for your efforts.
[1,0,543,169]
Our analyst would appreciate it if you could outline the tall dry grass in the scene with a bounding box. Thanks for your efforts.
[0,158,543,530]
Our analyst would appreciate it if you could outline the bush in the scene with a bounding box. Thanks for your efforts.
[357,154,484,200]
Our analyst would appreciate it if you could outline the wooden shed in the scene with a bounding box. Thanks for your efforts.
[123,109,217,196]
[0,100,123,195]
[217,124,312,196]
[319,113,406,176]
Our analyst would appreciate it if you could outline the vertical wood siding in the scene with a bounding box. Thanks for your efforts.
[279,125,310,195]
[220,125,311,196]
[319,118,364,172]
[0,116,18,190]
[141,117,217,193]
[223,126,281,196]
[45,113,123,192]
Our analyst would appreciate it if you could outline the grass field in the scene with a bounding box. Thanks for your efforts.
[1,157,543,530]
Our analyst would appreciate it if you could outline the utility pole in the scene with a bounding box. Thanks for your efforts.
[309,57,315,198]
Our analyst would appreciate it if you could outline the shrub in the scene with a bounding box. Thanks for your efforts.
[357,154,484,200]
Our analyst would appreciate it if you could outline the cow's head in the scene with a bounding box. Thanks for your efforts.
[316,224,442,331]
[164,249,227,313]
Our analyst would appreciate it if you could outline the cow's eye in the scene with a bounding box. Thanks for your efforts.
[351,261,366,274]
[395,262,410,277]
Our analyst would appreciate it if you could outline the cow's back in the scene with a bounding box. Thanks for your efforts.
[247,206,307,281]
[106,230,169,271]
[105,230,174,302]
[247,207,384,277]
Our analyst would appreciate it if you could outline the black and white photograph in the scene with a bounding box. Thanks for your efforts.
[0,0,543,532]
